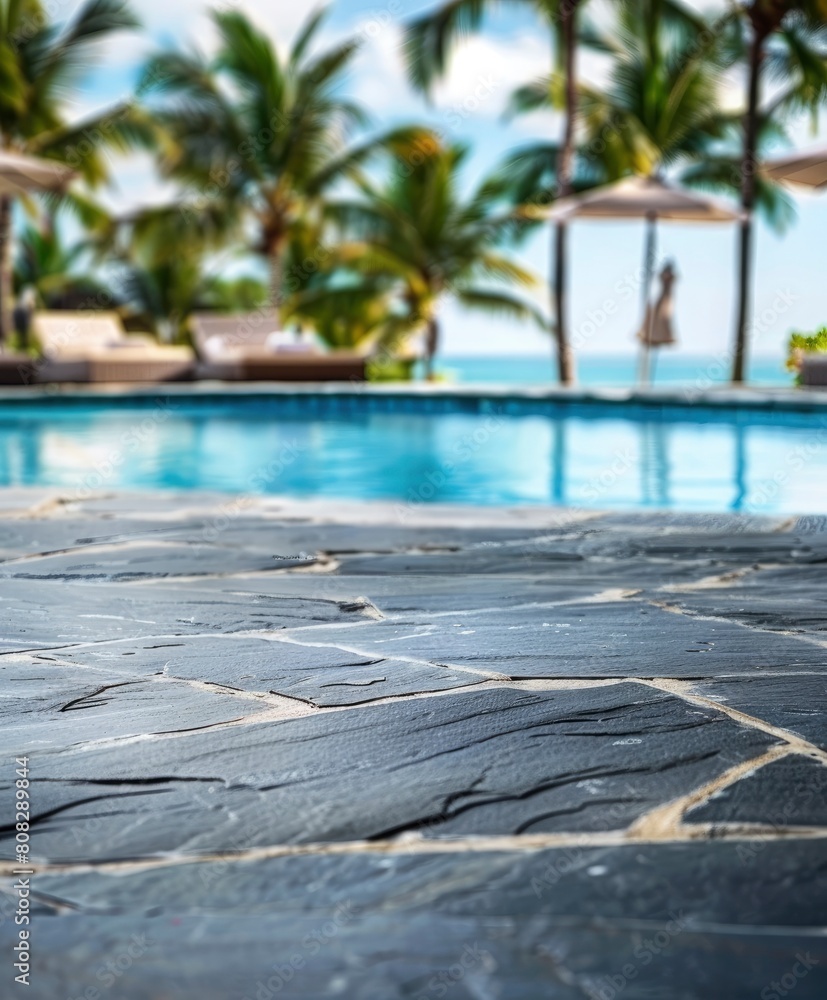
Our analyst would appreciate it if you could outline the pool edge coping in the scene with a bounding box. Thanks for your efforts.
[2,381,827,414]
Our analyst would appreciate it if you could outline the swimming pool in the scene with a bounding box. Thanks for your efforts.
[1,391,825,514]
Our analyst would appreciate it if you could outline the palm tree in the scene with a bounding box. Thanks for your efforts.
[13,218,111,311]
[142,8,403,324]
[0,0,149,338]
[108,205,261,342]
[504,1,730,185]
[575,3,731,180]
[331,136,547,379]
[729,0,827,383]
[288,280,413,354]
[404,0,585,385]
[276,219,409,353]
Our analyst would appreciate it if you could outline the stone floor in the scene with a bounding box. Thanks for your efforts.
[0,489,825,999]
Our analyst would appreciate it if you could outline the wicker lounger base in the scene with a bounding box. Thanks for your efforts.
[800,356,827,387]
[35,359,194,383]
[236,358,366,382]
[86,360,194,383]
[0,356,38,385]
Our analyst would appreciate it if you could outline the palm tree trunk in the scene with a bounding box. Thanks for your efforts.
[425,317,439,380]
[732,29,763,384]
[552,0,579,386]
[0,196,13,344]
[267,244,283,330]
[553,223,573,383]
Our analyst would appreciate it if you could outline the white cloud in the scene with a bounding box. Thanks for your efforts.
[431,31,548,116]
[350,23,414,115]
[94,152,180,213]
[137,0,309,45]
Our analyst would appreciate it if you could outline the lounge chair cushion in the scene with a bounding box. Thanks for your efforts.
[34,312,192,356]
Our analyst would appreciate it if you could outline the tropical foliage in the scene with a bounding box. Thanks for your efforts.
[4,0,827,382]
[0,0,151,336]
[728,1,827,382]
[102,206,261,342]
[330,137,546,378]
[13,220,109,309]
[787,326,827,376]
[500,1,735,192]
[405,0,583,382]
[142,8,382,318]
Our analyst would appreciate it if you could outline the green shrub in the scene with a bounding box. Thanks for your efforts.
[786,327,827,373]
[366,357,417,382]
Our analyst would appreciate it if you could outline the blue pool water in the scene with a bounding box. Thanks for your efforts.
[1,393,825,514]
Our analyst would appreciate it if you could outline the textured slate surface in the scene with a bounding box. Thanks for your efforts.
[4,843,827,999]
[0,657,272,755]
[8,912,826,1000]
[0,490,824,999]
[19,840,827,924]
[685,754,827,828]
[657,564,827,635]
[269,601,827,677]
[0,540,312,579]
[0,578,372,651]
[31,635,484,706]
[691,675,827,751]
[0,684,776,861]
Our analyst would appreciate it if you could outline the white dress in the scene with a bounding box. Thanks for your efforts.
[637,272,676,347]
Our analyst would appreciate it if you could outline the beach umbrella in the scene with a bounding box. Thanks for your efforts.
[545,175,743,384]
[765,147,827,189]
[0,151,75,340]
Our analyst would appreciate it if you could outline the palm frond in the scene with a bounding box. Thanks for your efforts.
[504,76,555,120]
[290,5,327,65]
[455,287,549,329]
[27,0,138,83]
[403,0,491,93]
[213,10,285,113]
[681,157,795,233]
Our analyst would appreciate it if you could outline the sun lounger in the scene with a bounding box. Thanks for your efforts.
[190,312,366,382]
[33,311,194,383]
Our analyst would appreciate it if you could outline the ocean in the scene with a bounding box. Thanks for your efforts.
[437,354,791,387]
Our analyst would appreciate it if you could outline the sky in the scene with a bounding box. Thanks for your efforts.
[63,0,827,365]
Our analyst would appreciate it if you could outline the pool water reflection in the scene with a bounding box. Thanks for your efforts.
[0,399,824,514]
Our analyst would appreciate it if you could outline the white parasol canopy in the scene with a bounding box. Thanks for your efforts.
[0,150,75,341]
[547,174,744,223]
[0,150,74,196]
[764,147,827,189]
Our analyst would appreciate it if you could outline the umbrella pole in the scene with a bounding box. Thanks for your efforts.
[637,215,657,386]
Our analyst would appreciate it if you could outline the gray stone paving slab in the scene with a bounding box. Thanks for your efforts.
[691,675,827,751]
[0,657,271,754]
[12,912,827,1000]
[685,754,827,828]
[332,548,745,581]
[274,601,827,677]
[185,572,608,614]
[17,840,826,924]
[4,842,826,999]
[0,684,775,861]
[34,635,484,706]
[0,492,824,999]
[0,540,312,579]
[658,564,827,634]
[0,579,372,652]
[0,515,565,559]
